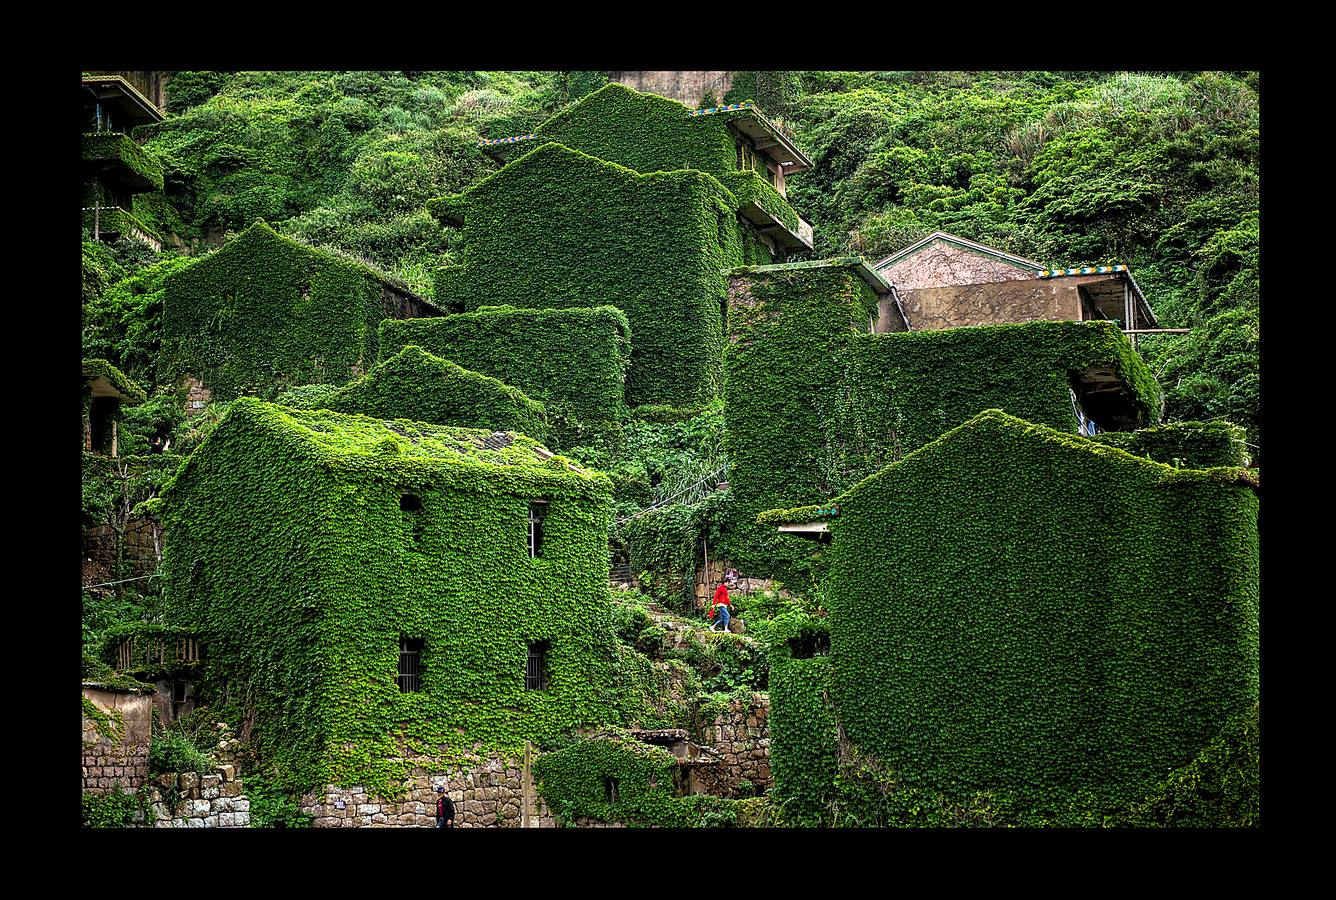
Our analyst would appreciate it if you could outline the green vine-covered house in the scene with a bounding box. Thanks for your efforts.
[427,83,816,408]
[82,74,165,251]
[156,399,617,793]
[158,222,442,403]
[761,409,1259,822]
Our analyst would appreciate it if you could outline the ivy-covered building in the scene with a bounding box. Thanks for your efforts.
[82,74,166,251]
[294,345,550,443]
[380,304,630,449]
[158,222,441,402]
[761,409,1259,822]
[156,400,616,793]
[871,231,1159,336]
[723,258,1161,579]
[83,358,146,457]
[428,83,816,408]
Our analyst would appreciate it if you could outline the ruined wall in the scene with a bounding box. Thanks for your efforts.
[899,278,1081,330]
[83,515,162,580]
[879,240,1035,292]
[146,765,251,828]
[897,273,1122,331]
[301,751,557,828]
[82,687,152,793]
[605,71,735,106]
[693,693,772,798]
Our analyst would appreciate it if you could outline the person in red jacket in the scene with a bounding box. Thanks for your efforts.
[709,582,731,633]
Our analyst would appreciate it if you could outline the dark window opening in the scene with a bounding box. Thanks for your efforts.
[88,397,116,455]
[526,640,549,691]
[401,494,425,545]
[788,631,830,659]
[528,501,548,559]
[604,776,620,804]
[399,637,424,692]
[172,681,187,703]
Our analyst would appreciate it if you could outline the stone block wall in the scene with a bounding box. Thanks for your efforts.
[693,558,775,613]
[301,751,558,828]
[83,515,162,580]
[693,693,771,798]
[147,766,251,828]
[82,686,152,793]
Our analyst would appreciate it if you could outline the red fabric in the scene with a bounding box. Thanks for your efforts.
[713,584,730,606]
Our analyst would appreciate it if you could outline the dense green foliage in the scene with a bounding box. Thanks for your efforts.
[159,400,616,795]
[83,358,147,405]
[724,257,1162,580]
[158,222,422,399]
[533,729,765,827]
[381,304,629,449]
[82,788,149,828]
[768,655,838,826]
[1107,702,1259,827]
[1090,420,1248,469]
[805,410,1258,820]
[83,131,165,191]
[776,70,1258,454]
[287,345,548,441]
[426,141,750,406]
[84,256,197,384]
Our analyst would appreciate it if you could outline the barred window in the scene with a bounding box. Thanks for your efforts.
[526,641,549,691]
[398,637,424,693]
[528,501,548,559]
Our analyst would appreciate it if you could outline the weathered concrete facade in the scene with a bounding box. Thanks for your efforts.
[879,238,1036,292]
[82,686,153,793]
[605,71,735,106]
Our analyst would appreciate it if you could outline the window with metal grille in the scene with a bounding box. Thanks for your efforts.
[526,641,549,691]
[528,501,547,559]
[604,776,619,804]
[398,637,424,693]
[402,494,425,546]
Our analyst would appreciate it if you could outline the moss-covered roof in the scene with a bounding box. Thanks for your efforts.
[760,409,1258,526]
[166,399,609,500]
[83,358,147,404]
[726,257,893,296]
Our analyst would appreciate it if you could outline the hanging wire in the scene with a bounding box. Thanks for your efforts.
[615,466,729,525]
[83,573,158,590]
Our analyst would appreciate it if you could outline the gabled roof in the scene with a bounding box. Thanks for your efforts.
[204,222,435,307]
[427,141,732,227]
[873,231,1046,274]
[760,410,1258,531]
[163,399,610,501]
[83,359,146,405]
[82,74,163,125]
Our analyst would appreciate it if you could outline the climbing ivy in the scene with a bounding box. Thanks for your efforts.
[725,259,1164,584]
[158,221,429,400]
[287,345,549,442]
[380,304,629,450]
[1089,419,1248,469]
[157,400,617,797]
[83,132,165,191]
[533,728,764,827]
[777,410,1258,821]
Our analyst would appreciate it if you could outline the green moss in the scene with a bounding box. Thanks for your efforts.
[380,304,628,449]
[294,345,548,442]
[533,729,759,827]
[769,656,838,826]
[159,400,616,796]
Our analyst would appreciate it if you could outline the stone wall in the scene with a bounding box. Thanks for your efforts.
[693,558,775,613]
[301,751,557,828]
[147,765,251,828]
[82,686,152,793]
[693,693,771,798]
[83,514,162,580]
[605,71,735,106]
